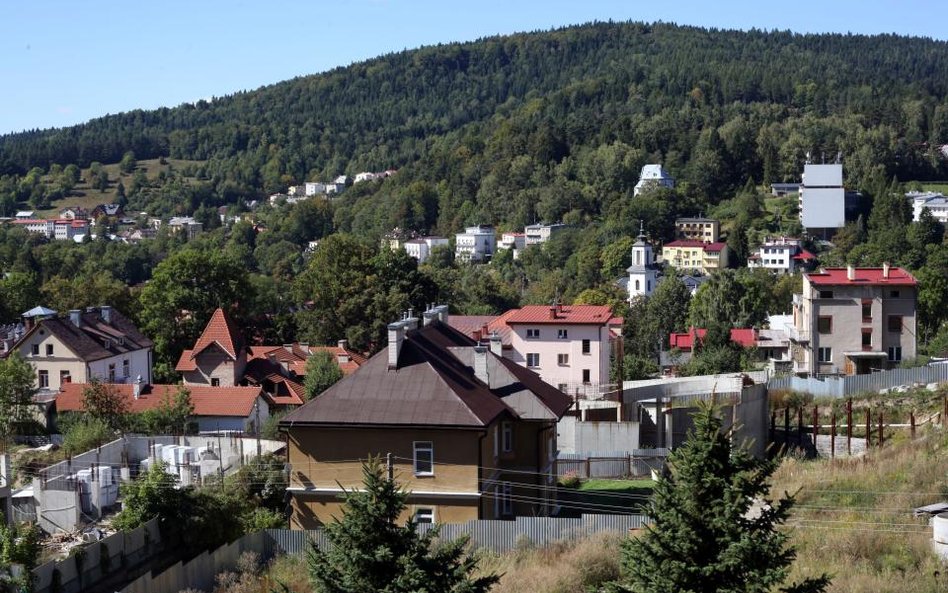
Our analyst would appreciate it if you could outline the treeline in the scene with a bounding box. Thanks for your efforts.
[2,23,948,238]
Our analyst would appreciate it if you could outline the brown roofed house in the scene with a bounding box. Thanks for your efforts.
[279,305,571,529]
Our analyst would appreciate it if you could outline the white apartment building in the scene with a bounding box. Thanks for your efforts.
[497,232,526,259]
[524,223,567,246]
[747,237,815,275]
[455,225,495,263]
[789,265,917,376]
[907,191,948,224]
[633,164,675,196]
[799,163,845,231]
[403,236,449,264]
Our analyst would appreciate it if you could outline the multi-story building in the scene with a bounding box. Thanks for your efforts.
[634,164,675,196]
[455,225,495,263]
[789,265,917,376]
[747,237,816,275]
[9,218,88,240]
[167,217,203,239]
[674,217,720,243]
[524,223,567,246]
[3,306,153,391]
[907,191,948,224]
[799,163,845,232]
[280,305,570,528]
[496,232,526,259]
[661,240,728,275]
[403,236,450,264]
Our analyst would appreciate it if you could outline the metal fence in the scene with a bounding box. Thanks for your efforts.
[554,449,669,479]
[768,364,948,398]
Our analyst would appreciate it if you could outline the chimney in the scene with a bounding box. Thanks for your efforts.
[472,329,482,342]
[847,265,855,281]
[388,320,407,370]
[481,324,489,341]
[549,306,556,320]
[404,309,419,331]
[882,262,890,279]
[100,305,112,324]
[69,309,82,328]
[133,375,143,399]
[473,345,489,385]
[22,315,34,331]
[489,332,502,356]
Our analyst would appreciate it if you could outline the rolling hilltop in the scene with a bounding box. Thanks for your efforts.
[2,21,948,234]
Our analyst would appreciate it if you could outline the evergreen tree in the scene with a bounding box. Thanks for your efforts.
[306,459,498,593]
[613,405,829,593]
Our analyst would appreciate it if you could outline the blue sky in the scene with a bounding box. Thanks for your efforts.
[1,0,945,135]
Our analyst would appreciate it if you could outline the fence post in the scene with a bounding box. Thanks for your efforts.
[812,406,819,449]
[830,413,836,460]
[846,398,852,455]
[797,407,803,441]
[784,408,790,444]
[585,457,591,479]
[910,411,916,440]
[878,411,884,448]
[865,408,871,449]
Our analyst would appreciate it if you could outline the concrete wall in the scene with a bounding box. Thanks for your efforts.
[557,416,639,454]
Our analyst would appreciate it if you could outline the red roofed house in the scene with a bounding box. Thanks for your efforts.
[661,240,729,275]
[176,308,364,407]
[791,265,918,376]
[747,237,817,275]
[669,328,758,351]
[58,382,269,432]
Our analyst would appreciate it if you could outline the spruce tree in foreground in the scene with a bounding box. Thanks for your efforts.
[306,458,498,593]
[613,404,829,593]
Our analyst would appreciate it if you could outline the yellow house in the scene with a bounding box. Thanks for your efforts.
[280,306,571,528]
[662,240,729,275]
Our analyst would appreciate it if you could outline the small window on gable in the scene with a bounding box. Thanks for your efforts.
[557,329,568,339]
[526,329,540,339]
[501,421,513,453]
[45,344,54,356]
[30,344,39,356]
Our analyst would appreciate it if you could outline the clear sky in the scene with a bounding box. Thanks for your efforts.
[1,0,945,135]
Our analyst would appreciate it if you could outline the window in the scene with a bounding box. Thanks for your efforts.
[413,441,433,476]
[45,344,54,356]
[582,339,591,354]
[501,421,513,453]
[634,280,640,291]
[861,329,872,349]
[817,347,832,363]
[887,316,903,333]
[890,290,901,298]
[30,344,39,356]
[494,483,513,517]
[59,370,71,384]
[557,353,569,366]
[526,329,540,339]
[557,383,567,392]
[557,329,568,340]
[211,378,221,387]
[861,300,872,322]
[526,353,540,368]
[582,369,591,384]
[888,346,902,362]
[818,290,834,299]
[122,358,130,378]
[817,316,832,334]
[38,370,49,388]
[414,508,435,524]
[108,363,116,382]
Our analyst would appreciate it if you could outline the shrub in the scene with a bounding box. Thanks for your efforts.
[558,471,581,488]
[62,417,114,456]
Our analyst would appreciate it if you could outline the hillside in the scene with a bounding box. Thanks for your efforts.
[3,22,948,235]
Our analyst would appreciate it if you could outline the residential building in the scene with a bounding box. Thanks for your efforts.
[455,225,495,263]
[91,203,124,219]
[747,237,817,275]
[504,304,620,395]
[626,228,659,300]
[14,211,34,220]
[176,308,364,407]
[57,382,270,433]
[353,172,378,184]
[680,274,709,296]
[167,217,203,239]
[3,306,153,391]
[304,182,327,196]
[496,232,526,259]
[634,164,675,196]
[382,227,417,252]
[8,218,88,241]
[661,240,728,275]
[907,191,948,224]
[403,236,450,264]
[799,163,845,231]
[58,207,88,220]
[789,265,917,376]
[280,305,571,528]
[333,175,349,186]
[770,183,801,197]
[674,217,719,243]
[524,223,567,246]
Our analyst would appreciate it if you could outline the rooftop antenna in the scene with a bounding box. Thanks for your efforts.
[638,219,645,238]
[836,151,842,164]
[805,151,811,165]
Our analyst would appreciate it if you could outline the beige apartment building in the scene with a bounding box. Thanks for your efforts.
[674,217,720,243]
[790,265,917,376]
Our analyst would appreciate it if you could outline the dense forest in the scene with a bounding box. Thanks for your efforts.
[1,21,948,379]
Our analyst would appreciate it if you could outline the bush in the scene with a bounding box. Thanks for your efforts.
[62,417,114,456]
[558,471,581,489]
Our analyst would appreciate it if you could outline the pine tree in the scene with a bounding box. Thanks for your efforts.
[306,459,498,593]
[613,405,829,593]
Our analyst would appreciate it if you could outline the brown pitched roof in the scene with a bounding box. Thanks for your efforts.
[57,383,263,417]
[280,321,569,428]
[14,307,152,363]
[190,308,243,360]
[244,358,305,406]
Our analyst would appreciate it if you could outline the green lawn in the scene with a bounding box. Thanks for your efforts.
[556,477,655,517]
[578,478,655,491]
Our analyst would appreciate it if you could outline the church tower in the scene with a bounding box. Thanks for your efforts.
[626,222,659,302]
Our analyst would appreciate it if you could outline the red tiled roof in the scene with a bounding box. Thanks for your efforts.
[806,267,917,287]
[792,249,817,261]
[449,310,519,345]
[57,383,262,417]
[668,328,756,351]
[505,305,614,326]
[703,242,726,253]
[175,349,197,372]
[664,240,706,248]
[190,308,243,360]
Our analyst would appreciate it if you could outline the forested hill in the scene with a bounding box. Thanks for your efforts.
[3,21,948,233]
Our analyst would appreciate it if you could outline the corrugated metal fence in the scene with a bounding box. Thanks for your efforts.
[555,449,669,478]
[768,365,948,398]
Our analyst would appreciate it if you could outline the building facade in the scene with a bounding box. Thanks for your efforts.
[747,237,816,275]
[907,191,948,224]
[661,240,728,275]
[524,223,567,246]
[674,217,720,243]
[634,164,675,196]
[455,225,495,263]
[799,163,845,231]
[403,236,450,264]
[790,265,917,376]
[626,230,659,301]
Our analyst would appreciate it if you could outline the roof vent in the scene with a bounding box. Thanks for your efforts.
[847,265,855,281]
[882,262,890,279]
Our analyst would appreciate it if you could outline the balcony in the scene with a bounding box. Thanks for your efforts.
[787,325,809,343]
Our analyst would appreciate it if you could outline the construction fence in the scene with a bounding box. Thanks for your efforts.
[767,364,948,398]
